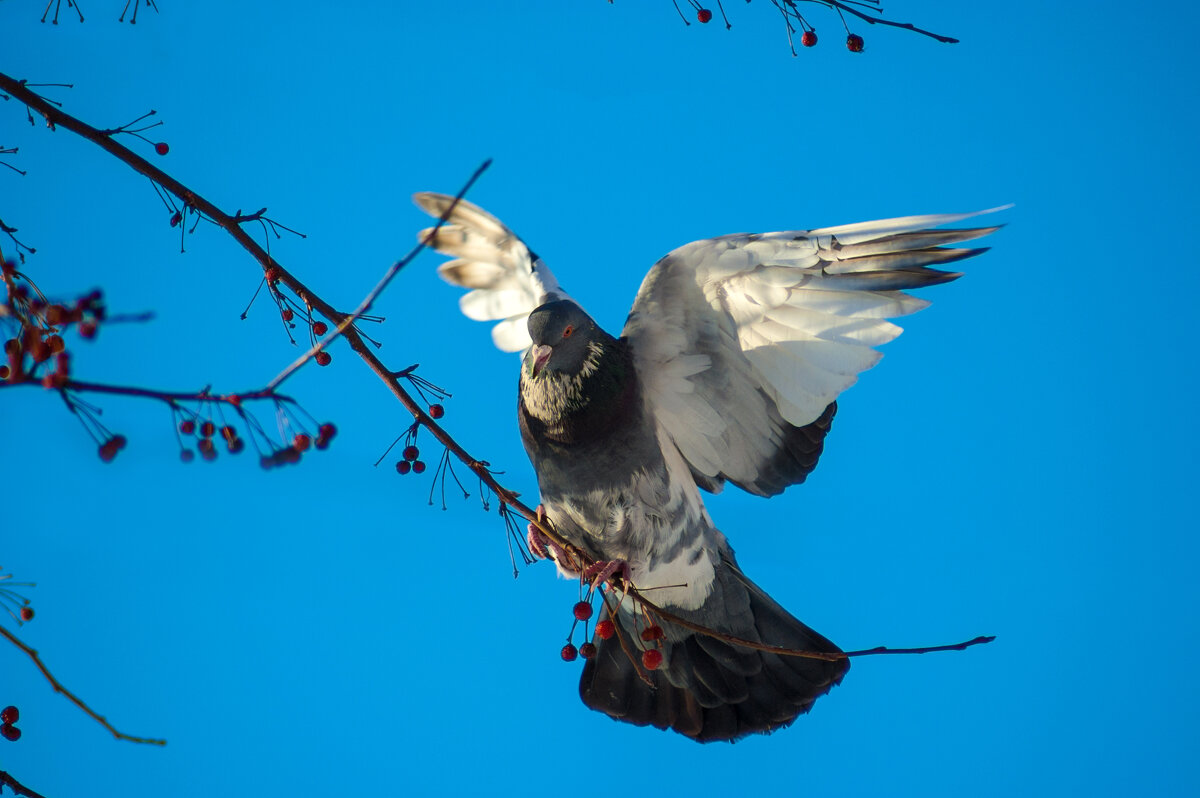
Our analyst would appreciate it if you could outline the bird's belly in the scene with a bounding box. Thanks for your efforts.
[540,426,719,610]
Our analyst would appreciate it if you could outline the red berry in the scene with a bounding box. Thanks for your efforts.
[227,437,245,454]
[640,625,665,642]
[412,460,427,474]
[221,425,237,442]
[642,649,663,670]
[46,334,65,353]
[395,460,411,475]
[403,445,420,462]
[265,268,280,284]
[0,366,9,380]
[19,607,33,622]
[293,433,311,451]
[0,707,16,724]
[180,419,195,435]
[315,351,332,366]
[846,33,864,52]
[180,449,195,463]
[596,620,616,640]
[79,320,98,339]
[318,423,337,440]
[428,404,444,419]
[560,643,578,662]
[802,30,817,47]
[200,421,215,438]
[111,434,127,450]
[0,723,20,742]
[170,211,182,227]
[281,308,294,322]
[98,441,118,463]
[154,142,169,156]
[311,321,328,336]
[697,8,712,23]
[580,642,597,659]
[573,601,593,622]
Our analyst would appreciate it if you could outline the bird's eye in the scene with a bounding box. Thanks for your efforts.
[562,325,574,339]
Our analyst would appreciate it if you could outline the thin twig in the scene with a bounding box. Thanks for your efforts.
[0,624,166,745]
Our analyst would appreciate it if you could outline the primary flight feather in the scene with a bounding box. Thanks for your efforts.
[415,192,1000,742]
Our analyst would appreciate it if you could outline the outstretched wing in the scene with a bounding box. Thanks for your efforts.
[414,192,570,353]
[624,209,1004,497]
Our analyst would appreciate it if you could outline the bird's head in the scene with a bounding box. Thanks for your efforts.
[524,300,598,380]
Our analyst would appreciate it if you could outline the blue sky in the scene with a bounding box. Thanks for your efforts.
[3,1,1198,795]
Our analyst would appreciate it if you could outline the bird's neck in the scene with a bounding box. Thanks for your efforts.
[521,339,636,446]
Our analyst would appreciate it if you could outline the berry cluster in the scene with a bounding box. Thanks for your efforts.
[557,589,666,672]
[1,705,19,742]
[174,399,336,469]
[259,267,337,359]
[2,261,103,385]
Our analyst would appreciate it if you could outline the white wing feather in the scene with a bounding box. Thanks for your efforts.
[414,193,570,353]
[625,208,1005,496]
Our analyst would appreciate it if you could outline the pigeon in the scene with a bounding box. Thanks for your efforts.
[414,193,1000,742]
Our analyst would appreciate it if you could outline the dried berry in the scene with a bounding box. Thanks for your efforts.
[412,460,427,474]
[293,433,312,451]
[573,601,593,622]
[0,707,16,725]
[560,643,578,662]
[0,723,20,742]
[179,419,196,435]
[281,308,294,322]
[315,351,332,366]
[154,142,170,156]
[697,9,712,23]
[640,625,665,642]
[395,460,411,475]
[19,607,33,622]
[403,445,420,462]
[802,30,817,47]
[846,33,864,52]
[580,642,597,659]
[200,421,216,438]
[642,649,663,670]
[312,321,328,336]
[596,620,616,640]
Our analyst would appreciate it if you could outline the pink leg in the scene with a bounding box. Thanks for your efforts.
[583,558,632,591]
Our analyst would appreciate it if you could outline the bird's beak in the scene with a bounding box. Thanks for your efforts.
[528,344,553,378]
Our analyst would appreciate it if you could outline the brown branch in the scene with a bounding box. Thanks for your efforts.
[0,624,166,745]
[0,375,288,405]
[0,770,49,798]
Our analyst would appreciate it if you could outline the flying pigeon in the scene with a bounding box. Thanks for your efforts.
[414,193,1000,742]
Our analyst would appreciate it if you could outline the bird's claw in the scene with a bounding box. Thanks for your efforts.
[583,558,631,591]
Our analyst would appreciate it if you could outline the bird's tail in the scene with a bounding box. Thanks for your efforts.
[579,559,847,742]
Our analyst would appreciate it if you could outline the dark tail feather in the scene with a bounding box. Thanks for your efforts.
[579,562,847,742]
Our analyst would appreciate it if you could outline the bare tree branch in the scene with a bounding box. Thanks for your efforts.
[0,624,165,746]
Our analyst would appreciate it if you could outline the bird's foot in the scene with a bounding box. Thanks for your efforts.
[583,558,631,591]
[526,505,579,576]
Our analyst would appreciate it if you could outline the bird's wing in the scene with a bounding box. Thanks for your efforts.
[624,208,1005,497]
[414,192,570,353]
